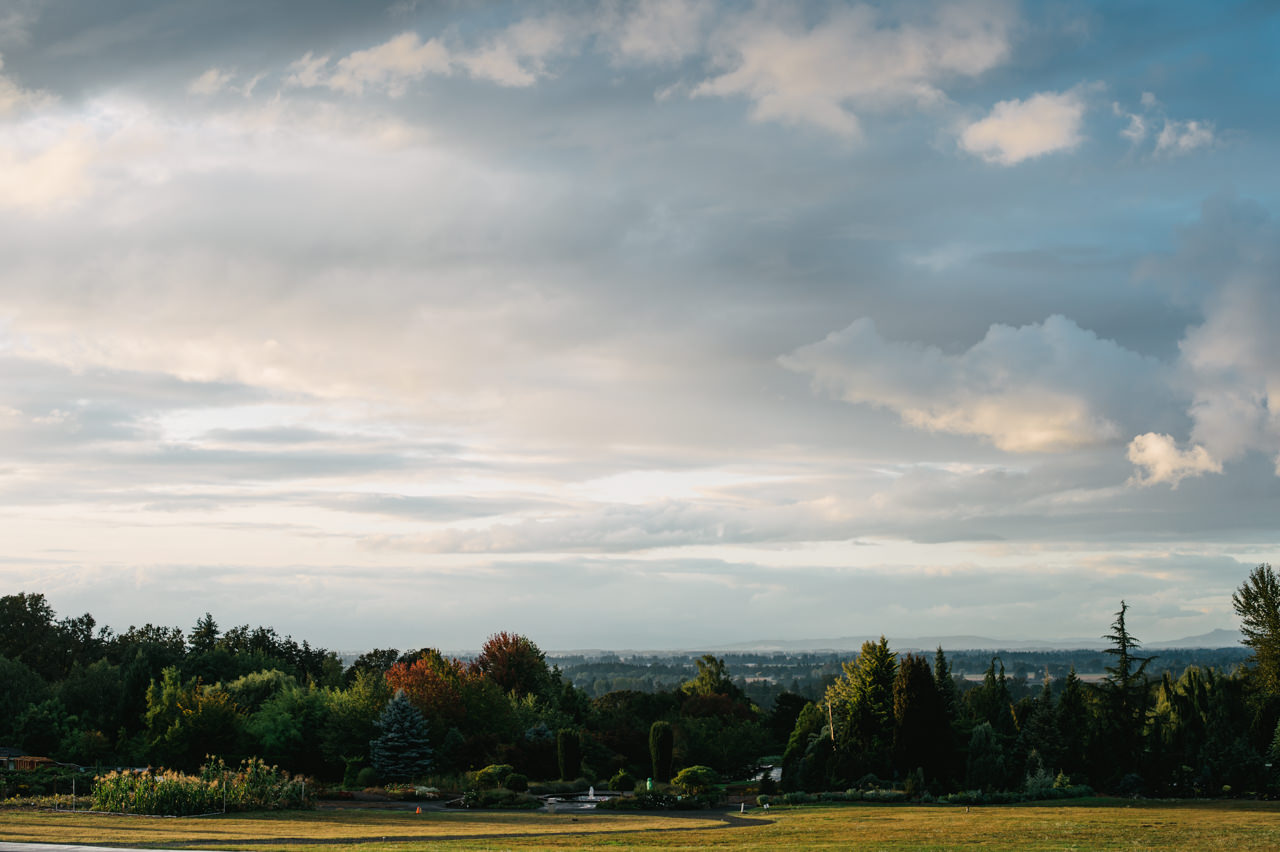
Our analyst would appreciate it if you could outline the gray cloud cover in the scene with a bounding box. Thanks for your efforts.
[0,1,1276,649]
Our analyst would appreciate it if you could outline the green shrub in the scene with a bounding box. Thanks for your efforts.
[609,769,635,793]
[505,773,528,793]
[596,790,718,810]
[470,763,515,790]
[355,767,379,788]
[672,765,719,795]
[450,788,541,809]
[528,777,589,796]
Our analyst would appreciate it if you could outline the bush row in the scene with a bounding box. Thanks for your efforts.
[595,790,722,811]
[763,783,1095,807]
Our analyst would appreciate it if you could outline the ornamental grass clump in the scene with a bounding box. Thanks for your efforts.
[92,757,310,815]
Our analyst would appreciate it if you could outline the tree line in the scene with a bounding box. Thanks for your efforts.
[3,565,1279,799]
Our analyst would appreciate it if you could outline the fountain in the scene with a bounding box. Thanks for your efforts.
[588,785,595,801]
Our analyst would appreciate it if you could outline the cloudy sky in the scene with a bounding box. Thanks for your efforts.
[1,0,1277,651]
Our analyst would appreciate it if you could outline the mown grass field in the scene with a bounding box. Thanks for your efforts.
[4,799,1280,850]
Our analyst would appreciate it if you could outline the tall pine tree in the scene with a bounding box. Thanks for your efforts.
[370,689,434,782]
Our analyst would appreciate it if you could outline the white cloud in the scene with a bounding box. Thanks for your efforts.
[285,52,331,89]
[291,17,580,97]
[327,31,452,96]
[1127,432,1220,487]
[1123,198,1280,485]
[1116,92,1217,157]
[959,88,1088,165]
[1156,118,1215,155]
[782,314,1166,453]
[692,1,1013,139]
[457,14,579,87]
[188,67,234,96]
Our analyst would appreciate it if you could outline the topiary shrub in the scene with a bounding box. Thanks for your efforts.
[355,767,379,788]
[672,765,719,796]
[470,764,515,790]
[505,773,528,793]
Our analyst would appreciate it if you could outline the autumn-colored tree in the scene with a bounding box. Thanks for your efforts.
[385,649,470,731]
[474,632,552,699]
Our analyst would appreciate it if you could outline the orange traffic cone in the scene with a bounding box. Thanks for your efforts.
[415,807,422,814]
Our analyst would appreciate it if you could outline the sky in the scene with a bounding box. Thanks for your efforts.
[1,0,1277,652]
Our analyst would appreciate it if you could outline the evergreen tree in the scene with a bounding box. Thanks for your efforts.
[1096,601,1155,783]
[188,613,219,654]
[1055,667,1089,780]
[826,636,897,780]
[779,702,826,792]
[1017,676,1061,775]
[369,689,434,782]
[933,646,959,721]
[965,656,1015,734]
[556,727,582,780]
[892,653,946,781]
[1233,564,1280,694]
[965,722,1006,791]
[649,720,674,783]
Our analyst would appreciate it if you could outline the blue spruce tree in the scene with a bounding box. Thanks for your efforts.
[369,689,434,782]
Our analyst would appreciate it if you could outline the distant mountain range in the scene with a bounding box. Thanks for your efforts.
[697,628,1243,653]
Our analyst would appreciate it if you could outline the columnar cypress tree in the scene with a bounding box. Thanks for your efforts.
[369,689,433,782]
[556,727,581,780]
[649,720,674,783]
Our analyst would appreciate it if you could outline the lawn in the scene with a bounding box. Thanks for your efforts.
[3,799,1280,850]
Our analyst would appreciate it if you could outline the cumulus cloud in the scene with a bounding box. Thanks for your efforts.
[782,314,1167,453]
[692,1,1013,139]
[291,16,581,96]
[1127,432,1220,487]
[959,88,1088,165]
[1121,197,1280,485]
[326,32,452,96]
[1115,92,1217,157]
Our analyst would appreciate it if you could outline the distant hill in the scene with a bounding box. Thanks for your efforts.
[694,628,1243,654]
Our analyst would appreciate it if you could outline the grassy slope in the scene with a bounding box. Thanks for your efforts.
[3,800,1280,850]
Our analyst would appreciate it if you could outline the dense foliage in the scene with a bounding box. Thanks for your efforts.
[3,573,1279,805]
